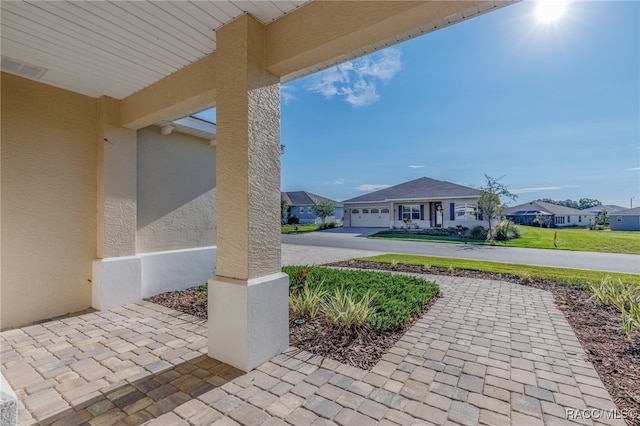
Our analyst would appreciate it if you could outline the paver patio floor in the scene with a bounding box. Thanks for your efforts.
[1,275,625,425]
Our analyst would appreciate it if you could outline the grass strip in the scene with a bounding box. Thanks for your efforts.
[370,227,640,255]
[357,254,640,291]
[281,224,320,234]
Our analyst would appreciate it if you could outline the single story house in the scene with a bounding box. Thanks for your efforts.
[281,191,344,224]
[610,207,640,231]
[502,201,596,227]
[342,177,487,229]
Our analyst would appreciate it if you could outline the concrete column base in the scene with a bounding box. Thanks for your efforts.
[208,272,289,372]
[0,373,17,426]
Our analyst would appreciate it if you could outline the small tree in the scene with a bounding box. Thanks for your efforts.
[534,212,551,228]
[478,174,518,239]
[281,199,289,223]
[312,200,336,226]
[596,207,609,226]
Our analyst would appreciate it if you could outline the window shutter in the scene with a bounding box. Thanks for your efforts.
[450,203,455,221]
[420,205,424,221]
[398,205,402,220]
[478,211,483,221]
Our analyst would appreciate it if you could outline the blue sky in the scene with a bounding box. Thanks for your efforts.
[200,1,639,207]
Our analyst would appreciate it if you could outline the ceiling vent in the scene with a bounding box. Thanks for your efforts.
[1,56,48,79]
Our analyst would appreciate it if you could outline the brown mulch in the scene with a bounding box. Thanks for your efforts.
[146,261,640,421]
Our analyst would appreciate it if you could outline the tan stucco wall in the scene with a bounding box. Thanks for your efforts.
[136,126,216,253]
[1,73,96,329]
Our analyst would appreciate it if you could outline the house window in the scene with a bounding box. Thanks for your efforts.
[299,207,304,214]
[568,216,571,223]
[402,205,420,220]
[381,208,389,214]
[555,216,565,225]
[455,203,478,221]
[352,209,359,214]
[579,216,582,222]
[307,207,312,214]
[362,209,369,214]
[371,209,379,214]
[617,216,622,222]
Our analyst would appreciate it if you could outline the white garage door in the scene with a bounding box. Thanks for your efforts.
[350,208,389,227]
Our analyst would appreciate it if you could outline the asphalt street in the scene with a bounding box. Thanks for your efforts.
[281,228,640,274]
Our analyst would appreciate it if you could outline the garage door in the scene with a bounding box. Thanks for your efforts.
[350,208,389,227]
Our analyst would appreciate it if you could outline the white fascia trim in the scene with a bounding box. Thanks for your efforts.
[173,116,216,134]
[344,196,479,205]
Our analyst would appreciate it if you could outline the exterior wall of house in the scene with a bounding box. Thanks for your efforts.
[610,215,640,231]
[344,199,487,229]
[553,214,596,227]
[289,205,343,224]
[391,198,486,229]
[137,126,216,253]
[1,73,97,329]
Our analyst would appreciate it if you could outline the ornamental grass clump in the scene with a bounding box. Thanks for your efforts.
[590,276,640,342]
[322,288,376,330]
[289,283,328,320]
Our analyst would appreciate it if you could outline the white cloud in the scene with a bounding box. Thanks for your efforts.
[332,179,345,185]
[280,86,296,105]
[354,184,392,192]
[511,185,577,194]
[625,167,640,171]
[408,165,425,169]
[305,48,402,107]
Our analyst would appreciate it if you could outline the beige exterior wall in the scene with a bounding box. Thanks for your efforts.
[136,126,216,253]
[1,73,96,329]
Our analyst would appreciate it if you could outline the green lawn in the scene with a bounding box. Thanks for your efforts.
[358,254,640,291]
[281,223,320,234]
[370,226,640,255]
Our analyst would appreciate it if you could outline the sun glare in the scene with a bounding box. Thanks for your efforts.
[536,1,568,22]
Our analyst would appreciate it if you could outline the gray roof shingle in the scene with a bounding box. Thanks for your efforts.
[502,201,589,216]
[343,177,478,204]
[281,191,342,207]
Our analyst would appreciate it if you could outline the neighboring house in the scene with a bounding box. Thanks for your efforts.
[342,177,486,229]
[282,191,343,224]
[585,205,626,225]
[502,201,597,228]
[610,207,640,231]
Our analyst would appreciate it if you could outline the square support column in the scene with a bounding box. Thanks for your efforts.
[92,96,140,310]
[208,14,288,372]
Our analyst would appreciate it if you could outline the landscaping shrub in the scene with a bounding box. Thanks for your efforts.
[289,283,328,320]
[469,225,488,240]
[590,276,640,342]
[493,220,521,241]
[321,288,376,329]
[288,215,299,225]
[283,266,439,331]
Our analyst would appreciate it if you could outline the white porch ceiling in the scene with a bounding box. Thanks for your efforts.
[0,1,308,99]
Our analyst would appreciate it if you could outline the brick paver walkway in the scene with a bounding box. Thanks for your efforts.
[1,274,625,425]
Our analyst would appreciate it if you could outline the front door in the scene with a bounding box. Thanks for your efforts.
[431,202,443,228]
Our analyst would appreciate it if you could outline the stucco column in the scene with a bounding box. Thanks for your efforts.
[92,96,140,310]
[208,14,289,372]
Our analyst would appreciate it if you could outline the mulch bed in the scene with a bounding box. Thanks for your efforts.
[146,260,640,421]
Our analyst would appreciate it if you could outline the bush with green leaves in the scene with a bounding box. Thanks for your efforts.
[469,225,488,240]
[283,266,439,331]
[493,220,521,241]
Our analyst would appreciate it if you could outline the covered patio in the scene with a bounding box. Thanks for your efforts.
[1,0,512,371]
